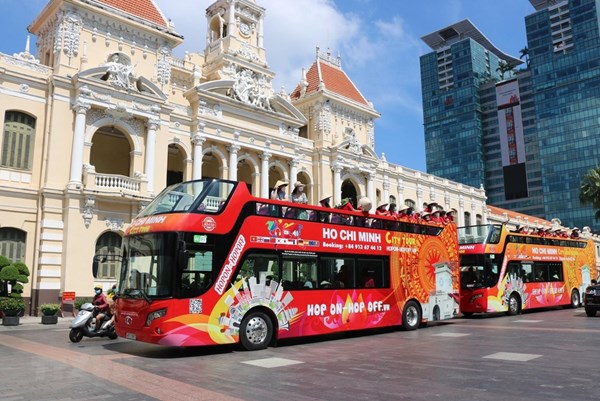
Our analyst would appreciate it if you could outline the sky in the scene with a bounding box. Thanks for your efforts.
[1,0,536,173]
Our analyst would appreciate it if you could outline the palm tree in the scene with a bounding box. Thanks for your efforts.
[519,46,530,68]
[579,166,600,220]
[496,61,515,80]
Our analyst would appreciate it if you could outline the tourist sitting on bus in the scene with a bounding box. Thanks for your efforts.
[375,204,389,216]
[571,227,580,238]
[535,270,545,281]
[320,280,332,289]
[362,269,375,288]
[270,180,288,200]
[303,276,314,289]
[388,203,399,218]
[291,181,308,204]
[333,265,349,288]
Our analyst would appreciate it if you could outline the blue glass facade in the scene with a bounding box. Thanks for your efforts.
[526,0,600,231]
[421,39,498,189]
[422,0,600,232]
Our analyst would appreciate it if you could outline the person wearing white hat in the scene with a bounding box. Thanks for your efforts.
[291,181,308,204]
[270,180,288,200]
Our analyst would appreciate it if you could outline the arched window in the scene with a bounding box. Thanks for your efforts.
[464,212,471,226]
[95,232,122,279]
[1,111,36,170]
[0,228,26,262]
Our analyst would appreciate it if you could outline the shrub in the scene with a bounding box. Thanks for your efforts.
[0,297,25,316]
[75,297,93,310]
[40,303,61,316]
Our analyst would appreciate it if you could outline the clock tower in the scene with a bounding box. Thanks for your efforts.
[203,0,274,97]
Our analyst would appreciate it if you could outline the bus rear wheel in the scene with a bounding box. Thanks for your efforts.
[570,290,580,308]
[507,293,521,316]
[240,311,273,351]
[402,300,421,331]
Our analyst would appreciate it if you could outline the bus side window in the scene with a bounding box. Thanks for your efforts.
[234,253,279,285]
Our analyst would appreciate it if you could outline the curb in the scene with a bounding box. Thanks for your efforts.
[0,316,72,331]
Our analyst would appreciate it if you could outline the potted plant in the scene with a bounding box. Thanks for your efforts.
[40,303,61,324]
[0,297,25,326]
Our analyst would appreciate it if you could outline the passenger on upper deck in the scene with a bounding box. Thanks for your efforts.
[291,181,308,205]
[270,180,288,201]
[375,204,389,216]
[388,203,399,219]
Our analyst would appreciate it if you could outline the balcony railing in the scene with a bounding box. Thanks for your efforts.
[83,165,147,195]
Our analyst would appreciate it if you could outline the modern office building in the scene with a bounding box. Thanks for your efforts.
[0,0,487,313]
[421,0,600,232]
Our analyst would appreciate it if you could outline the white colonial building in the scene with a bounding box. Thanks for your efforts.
[0,0,488,314]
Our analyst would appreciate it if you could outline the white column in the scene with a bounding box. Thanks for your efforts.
[145,119,159,193]
[228,144,240,181]
[458,197,465,227]
[69,100,90,187]
[366,173,375,205]
[397,178,404,207]
[333,165,342,206]
[383,176,390,204]
[416,184,423,212]
[482,202,489,224]
[258,16,264,48]
[192,134,206,180]
[289,158,298,186]
[260,152,271,198]
[228,1,235,29]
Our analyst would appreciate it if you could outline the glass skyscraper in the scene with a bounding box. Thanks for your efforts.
[421,0,600,232]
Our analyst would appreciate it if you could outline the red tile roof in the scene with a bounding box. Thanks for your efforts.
[96,0,168,28]
[291,59,370,107]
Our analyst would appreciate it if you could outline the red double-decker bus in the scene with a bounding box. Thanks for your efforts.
[114,179,459,350]
[458,224,597,316]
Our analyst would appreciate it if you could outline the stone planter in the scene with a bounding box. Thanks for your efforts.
[2,315,20,326]
[41,314,58,325]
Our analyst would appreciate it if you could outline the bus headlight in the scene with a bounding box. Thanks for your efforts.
[146,308,167,326]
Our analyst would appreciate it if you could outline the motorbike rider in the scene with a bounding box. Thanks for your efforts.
[92,285,109,332]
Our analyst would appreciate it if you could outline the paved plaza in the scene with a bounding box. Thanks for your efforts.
[1,308,599,400]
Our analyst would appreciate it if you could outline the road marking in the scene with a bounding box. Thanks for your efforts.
[512,319,543,323]
[431,333,471,337]
[0,334,242,401]
[242,357,303,368]
[483,352,542,362]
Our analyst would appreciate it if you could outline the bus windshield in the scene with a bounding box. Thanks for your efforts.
[138,179,236,216]
[459,254,502,289]
[119,233,178,299]
[457,224,502,245]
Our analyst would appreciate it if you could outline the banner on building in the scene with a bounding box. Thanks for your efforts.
[496,79,528,200]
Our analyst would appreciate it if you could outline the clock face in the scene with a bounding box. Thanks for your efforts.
[240,22,251,36]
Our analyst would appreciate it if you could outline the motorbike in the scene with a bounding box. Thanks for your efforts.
[68,302,118,343]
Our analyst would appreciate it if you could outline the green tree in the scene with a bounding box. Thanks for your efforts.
[519,46,530,68]
[0,258,30,298]
[580,166,600,220]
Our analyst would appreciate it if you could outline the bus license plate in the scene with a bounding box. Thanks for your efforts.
[126,333,136,340]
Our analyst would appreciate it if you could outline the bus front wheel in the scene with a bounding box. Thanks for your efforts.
[570,290,580,308]
[507,293,521,316]
[240,310,273,351]
[402,300,421,331]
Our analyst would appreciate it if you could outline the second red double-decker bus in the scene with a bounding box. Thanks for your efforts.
[458,224,597,316]
[114,179,459,350]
